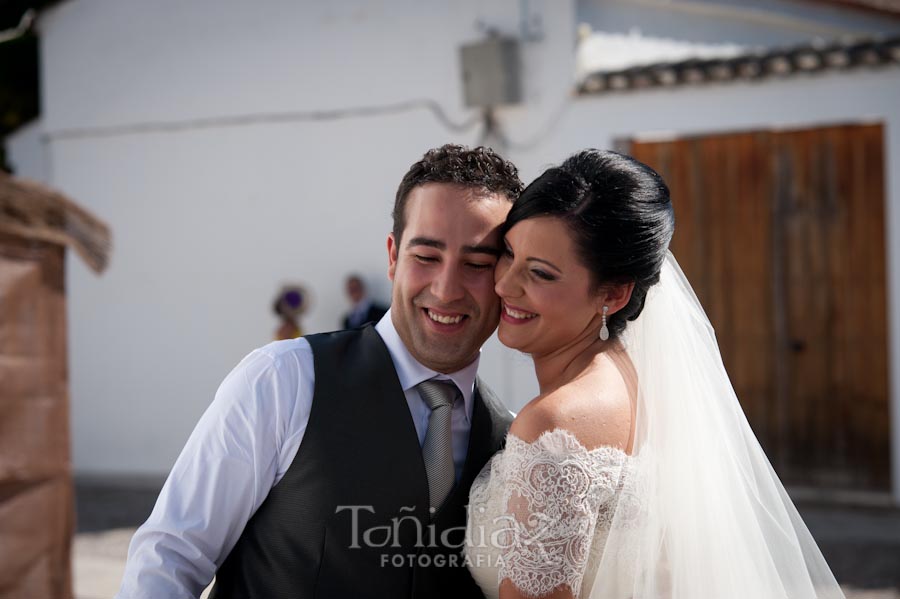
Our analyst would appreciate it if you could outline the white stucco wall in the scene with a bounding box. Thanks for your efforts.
[39,0,563,477]
[32,0,900,500]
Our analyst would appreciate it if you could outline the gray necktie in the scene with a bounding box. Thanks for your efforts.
[416,379,459,513]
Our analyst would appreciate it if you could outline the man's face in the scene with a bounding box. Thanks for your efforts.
[346,278,365,303]
[387,183,511,373]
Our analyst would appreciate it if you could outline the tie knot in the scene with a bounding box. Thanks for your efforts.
[416,380,459,411]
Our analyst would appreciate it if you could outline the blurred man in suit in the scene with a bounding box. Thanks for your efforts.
[342,274,388,329]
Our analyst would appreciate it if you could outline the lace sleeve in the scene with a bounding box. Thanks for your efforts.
[496,429,626,599]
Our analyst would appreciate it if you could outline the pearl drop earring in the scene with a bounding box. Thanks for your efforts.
[599,306,610,341]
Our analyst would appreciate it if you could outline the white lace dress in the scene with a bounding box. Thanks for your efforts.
[465,428,631,599]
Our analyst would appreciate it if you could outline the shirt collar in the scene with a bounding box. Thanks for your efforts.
[375,308,478,422]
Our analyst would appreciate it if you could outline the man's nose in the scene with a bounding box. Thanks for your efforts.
[431,265,465,303]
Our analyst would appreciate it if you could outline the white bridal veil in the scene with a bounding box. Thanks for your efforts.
[588,252,845,598]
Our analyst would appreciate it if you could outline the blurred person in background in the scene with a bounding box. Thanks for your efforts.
[342,273,388,329]
[272,284,307,340]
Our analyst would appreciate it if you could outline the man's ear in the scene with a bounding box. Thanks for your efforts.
[599,281,636,316]
[387,233,398,281]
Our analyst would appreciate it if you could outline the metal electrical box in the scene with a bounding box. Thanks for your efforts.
[459,36,522,108]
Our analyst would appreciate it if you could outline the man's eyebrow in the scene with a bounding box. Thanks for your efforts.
[406,237,445,250]
[463,244,502,257]
[406,237,501,257]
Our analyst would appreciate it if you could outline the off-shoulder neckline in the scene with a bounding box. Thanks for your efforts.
[506,427,631,458]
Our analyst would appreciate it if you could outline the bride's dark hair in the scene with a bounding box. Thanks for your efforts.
[503,149,675,339]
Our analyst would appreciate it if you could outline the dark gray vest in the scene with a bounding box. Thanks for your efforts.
[212,326,511,598]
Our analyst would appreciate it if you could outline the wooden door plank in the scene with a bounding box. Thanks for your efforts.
[631,122,891,491]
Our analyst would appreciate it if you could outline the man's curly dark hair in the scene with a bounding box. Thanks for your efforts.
[392,144,524,245]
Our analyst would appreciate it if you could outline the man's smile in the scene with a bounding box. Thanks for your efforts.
[425,308,466,325]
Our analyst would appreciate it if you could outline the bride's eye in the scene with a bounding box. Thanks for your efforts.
[531,269,556,281]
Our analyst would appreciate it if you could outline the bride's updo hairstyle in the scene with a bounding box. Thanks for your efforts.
[504,149,674,339]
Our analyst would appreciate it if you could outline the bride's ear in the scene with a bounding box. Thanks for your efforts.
[598,281,635,316]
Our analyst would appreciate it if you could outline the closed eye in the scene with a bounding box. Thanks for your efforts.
[531,269,556,281]
[467,262,494,270]
[414,255,439,263]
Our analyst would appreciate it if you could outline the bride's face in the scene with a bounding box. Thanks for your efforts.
[494,216,605,355]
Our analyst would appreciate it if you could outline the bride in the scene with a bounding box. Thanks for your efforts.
[464,150,845,598]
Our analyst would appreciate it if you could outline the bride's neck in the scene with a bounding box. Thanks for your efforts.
[532,336,611,395]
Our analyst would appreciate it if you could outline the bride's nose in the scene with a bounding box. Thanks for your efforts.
[494,261,521,299]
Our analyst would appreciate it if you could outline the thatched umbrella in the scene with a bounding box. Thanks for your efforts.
[0,170,110,599]
[0,170,110,273]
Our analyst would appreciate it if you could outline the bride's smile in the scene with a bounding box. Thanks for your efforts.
[500,301,537,323]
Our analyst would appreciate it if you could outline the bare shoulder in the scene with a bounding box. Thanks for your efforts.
[509,365,634,454]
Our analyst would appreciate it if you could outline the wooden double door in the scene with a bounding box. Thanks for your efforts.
[631,123,890,492]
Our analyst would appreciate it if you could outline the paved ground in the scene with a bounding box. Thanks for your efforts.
[74,480,213,598]
[74,481,900,598]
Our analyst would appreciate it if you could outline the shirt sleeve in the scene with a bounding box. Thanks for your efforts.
[496,432,621,599]
[115,339,314,599]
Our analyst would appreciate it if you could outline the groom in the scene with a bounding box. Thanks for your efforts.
[116,144,523,598]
